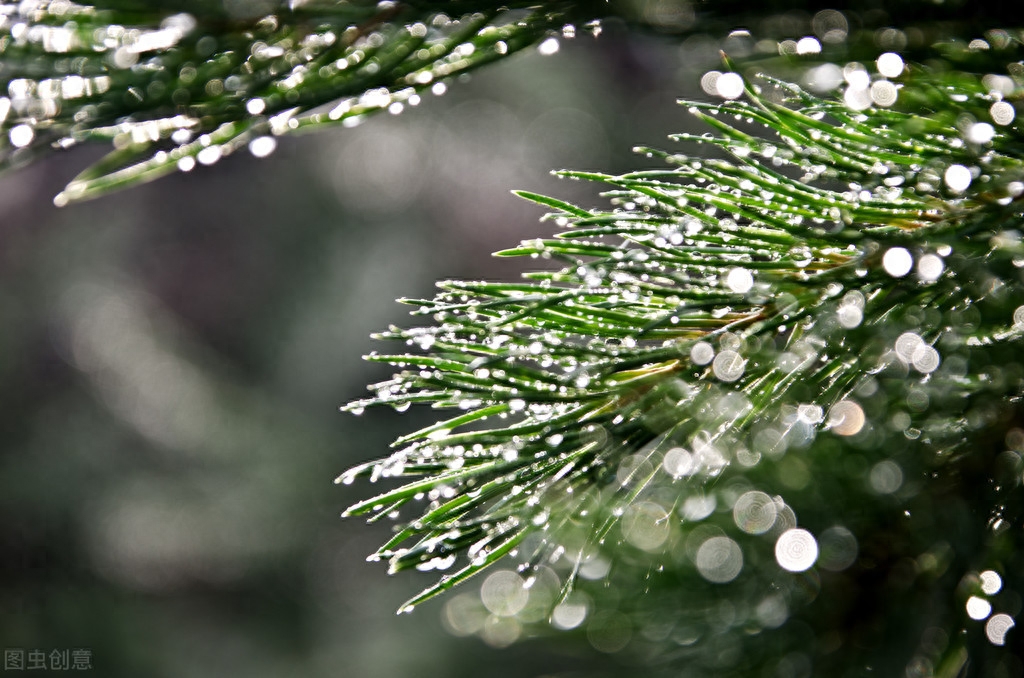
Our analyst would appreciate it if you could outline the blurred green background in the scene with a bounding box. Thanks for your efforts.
[0,25,726,677]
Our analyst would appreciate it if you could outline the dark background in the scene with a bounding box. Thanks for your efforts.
[0,26,724,677]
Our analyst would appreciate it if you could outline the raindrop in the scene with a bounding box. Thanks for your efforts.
[248,136,276,158]
[869,460,903,494]
[895,332,924,361]
[246,98,266,115]
[713,350,746,382]
[196,145,222,165]
[967,122,995,144]
[876,52,904,77]
[9,124,33,148]
[537,37,559,55]
[917,254,944,281]
[990,101,1015,126]
[966,596,992,620]
[796,37,822,55]
[551,596,588,629]
[828,400,865,436]
[883,247,913,277]
[733,491,777,534]
[985,614,1015,645]
[622,502,671,551]
[727,267,754,293]
[775,528,818,572]
[716,72,744,100]
[837,305,863,329]
[870,80,898,107]
[944,164,972,193]
[695,536,743,583]
[980,570,1003,595]
[911,344,940,374]
[663,447,695,478]
[480,570,529,617]
[690,341,715,366]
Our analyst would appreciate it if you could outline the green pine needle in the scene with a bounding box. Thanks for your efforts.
[342,69,1024,633]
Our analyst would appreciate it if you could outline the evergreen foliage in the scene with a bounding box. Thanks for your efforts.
[2,0,1023,676]
[342,60,1024,675]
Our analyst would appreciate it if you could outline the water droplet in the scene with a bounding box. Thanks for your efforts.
[883,247,913,277]
[9,124,33,148]
[663,447,695,478]
[733,491,777,534]
[712,350,745,382]
[944,164,972,193]
[985,614,1015,645]
[917,253,944,281]
[869,460,903,494]
[967,122,995,144]
[980,570,1003,595]
[726,267,754,293]
[966,596,992,620]
[537,37,559,55]
[991,101,1015,126]
[796,36,821,55]
[911,344,940,373]
[716,72,744,100]
[870,80,898,107]
[248,135,276,158]
[690,341,715,366]
[775,528,818,572]
[828,400,864,436]
[876,52,904,77]
[695,536,743,583]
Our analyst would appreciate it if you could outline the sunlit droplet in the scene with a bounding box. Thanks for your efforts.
[876,52,904,77]
[883,247,913,277]
[944,164,972,193]
[480,570,529,617]
[727,267,754,293]
[911,344,940,373]
[713,350,745,382]
[968,122,995,144]
[796,36,821,55]
[196,145,221,165]
[248,136,276,158]
[775,528,818,572]
[990,101,1015,126]
[690,341,714,366]
[551,596,588,630]
[1013,305,1024,328]
[870,80,898,107]
[869,460,903,494]
[9,124,33,148]
[537,37,559,55]
[828,400,864,436]
[716,72,744,100]
[695,536,743,583]
[733,491,777,534]
[917,253,944,281]
[837,305,863,328]
[967,596,992,620]
[662,447,695,478]
[985,614,1014,645]
[980,570,1003,595]
[246,98,266,115]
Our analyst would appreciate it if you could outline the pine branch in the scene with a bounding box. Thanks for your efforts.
[342,60,1024,671]
[0,0,585,203]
